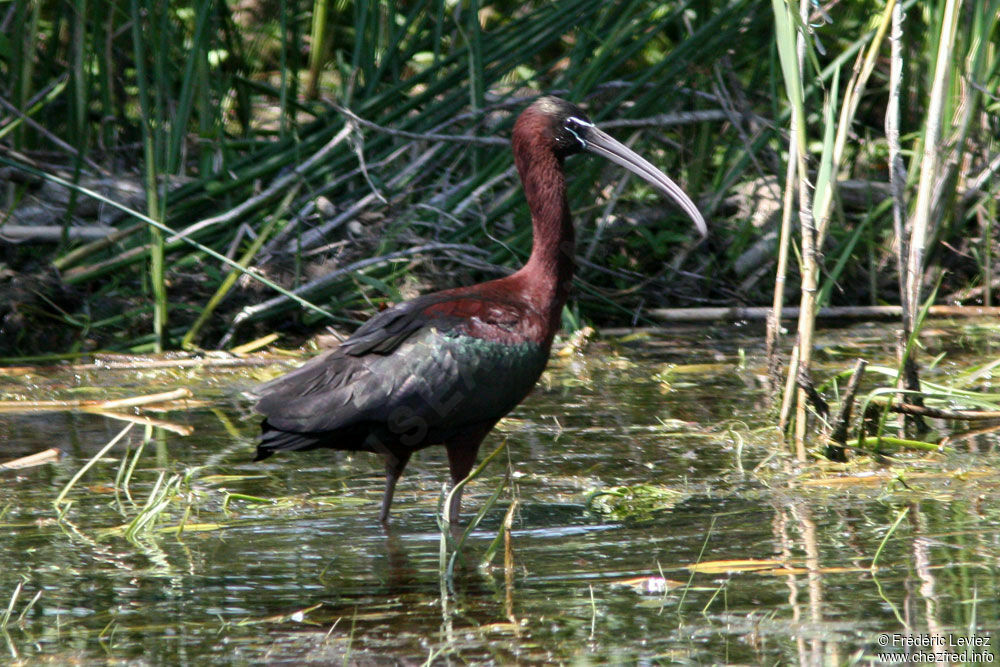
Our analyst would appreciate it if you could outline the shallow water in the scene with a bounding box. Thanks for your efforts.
[2,322,999,664]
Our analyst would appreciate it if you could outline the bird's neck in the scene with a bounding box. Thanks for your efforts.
[513,149,575,333]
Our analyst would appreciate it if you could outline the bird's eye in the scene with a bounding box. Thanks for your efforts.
[564,116,594,149]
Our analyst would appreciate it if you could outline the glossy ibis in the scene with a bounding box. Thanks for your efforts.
[253,96,707,523]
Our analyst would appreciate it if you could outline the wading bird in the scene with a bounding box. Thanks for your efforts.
[253,96,707,523]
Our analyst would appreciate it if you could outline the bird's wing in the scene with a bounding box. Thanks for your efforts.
[337,295,461,356]
[253,299,428,415]
[254,293,545,436]
[253,295,453,400]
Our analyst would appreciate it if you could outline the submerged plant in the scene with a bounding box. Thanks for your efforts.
[587,484,687,523]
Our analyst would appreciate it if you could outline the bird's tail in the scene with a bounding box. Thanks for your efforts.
[254,420,327,461]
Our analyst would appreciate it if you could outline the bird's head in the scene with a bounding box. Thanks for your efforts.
[514,95,707,238]
[518,96,594,158]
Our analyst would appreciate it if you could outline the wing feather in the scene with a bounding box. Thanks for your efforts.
[255,290,546,445]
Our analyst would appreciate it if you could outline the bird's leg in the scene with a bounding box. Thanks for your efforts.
[443,447,475,525]
[379,450,412,523]
[444,425,493,524]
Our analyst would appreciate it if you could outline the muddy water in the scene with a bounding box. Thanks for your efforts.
[1,322,998,664]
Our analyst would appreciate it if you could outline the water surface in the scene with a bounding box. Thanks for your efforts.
[2,322,998,664]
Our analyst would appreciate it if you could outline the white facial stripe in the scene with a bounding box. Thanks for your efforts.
[565,116,594,149]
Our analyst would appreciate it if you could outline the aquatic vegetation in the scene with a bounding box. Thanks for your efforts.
[586,484,687,523]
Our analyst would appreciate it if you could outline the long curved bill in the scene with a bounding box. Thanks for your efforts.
[582,125,707,238]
